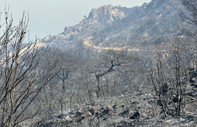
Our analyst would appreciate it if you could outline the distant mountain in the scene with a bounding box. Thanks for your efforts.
[40,0,183,50]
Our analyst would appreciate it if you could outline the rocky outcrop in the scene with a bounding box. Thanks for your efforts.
[40,0,184,50]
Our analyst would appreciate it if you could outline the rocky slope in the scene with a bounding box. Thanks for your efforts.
[41,0,183,50]
[31,69,197,126]
[32,90,197,127]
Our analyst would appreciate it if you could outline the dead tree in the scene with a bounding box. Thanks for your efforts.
[0,12,57,127]
[182,0,197,27]
[57,67,70,114]
[181,0,197,68]
[94,50,131,98]
[147,38,189,117]
[95,57,120,98]
[50,49,79,114]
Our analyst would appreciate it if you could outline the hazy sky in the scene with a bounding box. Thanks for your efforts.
[0,0,151,40]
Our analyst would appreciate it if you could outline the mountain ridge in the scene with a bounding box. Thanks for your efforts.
[40,0,183,50]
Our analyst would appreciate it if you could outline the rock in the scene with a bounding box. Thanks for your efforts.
[172,96,178,103]
[130,110,140,119]
[112,103,117,111]
[119,109,129,118]
[75,111,83,117]
[76,116,85,123]
[192,87,197,92]
[100,107,110,117]
[186,115,194,122]
[65,116,72,121]
[190,73,197,83]
[121,105,125,109]
[57,114,64,119]
[103,117,108,120]
[86,111,92,117]
[192,92,197,97]
[88,107,96,115]
[190,83,195,86]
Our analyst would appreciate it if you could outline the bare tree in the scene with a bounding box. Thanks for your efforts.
[180,0,197,48]
[57,67,70,114]
[92,50,132,98]
[181,0,197,69]
[182,0,197,27]
[147,38,190,117]
[0,12,57,126]
[38,48,80,115]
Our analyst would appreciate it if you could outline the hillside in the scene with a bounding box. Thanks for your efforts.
[40,0,183,50]
[29,0,197,127]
